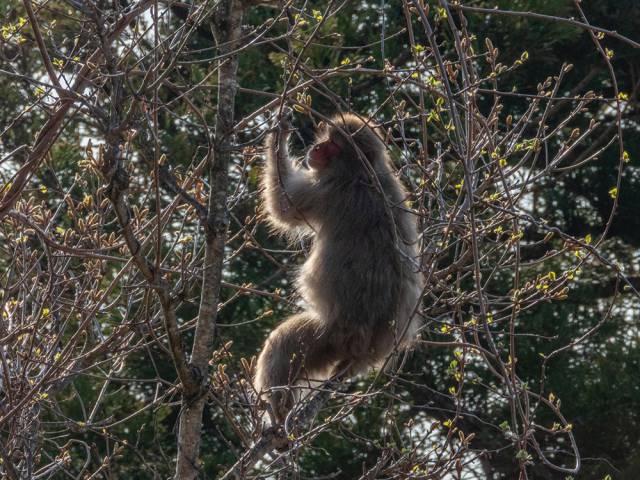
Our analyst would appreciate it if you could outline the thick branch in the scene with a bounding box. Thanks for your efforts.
[174,1,245,478]
[219,381,345,480]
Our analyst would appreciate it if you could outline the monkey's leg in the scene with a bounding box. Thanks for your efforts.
[254,312,333,422]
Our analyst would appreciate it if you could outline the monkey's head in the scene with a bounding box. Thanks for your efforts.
[307,113,386,177]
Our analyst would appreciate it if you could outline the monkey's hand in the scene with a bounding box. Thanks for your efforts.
[270,106,295,135]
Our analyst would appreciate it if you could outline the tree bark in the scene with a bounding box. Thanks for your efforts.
[174,1,244,478]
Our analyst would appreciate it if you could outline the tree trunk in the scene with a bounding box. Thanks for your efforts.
[174,1,244,478]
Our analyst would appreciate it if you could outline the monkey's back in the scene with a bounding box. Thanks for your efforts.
[297,180,422,368]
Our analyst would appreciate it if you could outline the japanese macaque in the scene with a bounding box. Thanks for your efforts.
[255,111,423,422]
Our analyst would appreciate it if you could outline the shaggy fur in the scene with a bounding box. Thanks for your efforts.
[255,112,423,421]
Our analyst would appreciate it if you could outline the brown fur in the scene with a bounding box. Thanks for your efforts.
[255,112,423,421]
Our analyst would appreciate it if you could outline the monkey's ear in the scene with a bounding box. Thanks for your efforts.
[317,121,327,131]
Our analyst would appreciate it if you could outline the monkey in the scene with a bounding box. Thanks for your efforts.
[254,110,424,422]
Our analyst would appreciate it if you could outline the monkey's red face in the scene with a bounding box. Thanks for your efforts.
[309,140,342,170]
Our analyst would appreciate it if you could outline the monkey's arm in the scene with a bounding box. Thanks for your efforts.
[263,126,316,231]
